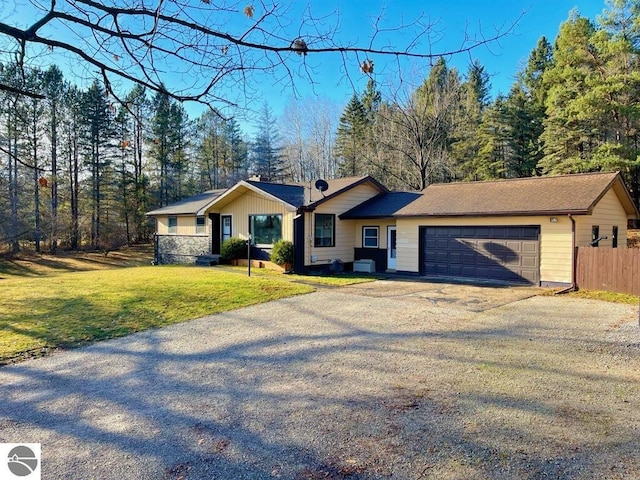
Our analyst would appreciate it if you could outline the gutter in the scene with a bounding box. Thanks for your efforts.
[555,214,577,294]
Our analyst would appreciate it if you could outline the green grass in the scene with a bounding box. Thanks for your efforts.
[567,289,640,305]
[222,266,380,286]
[0,265,314,362]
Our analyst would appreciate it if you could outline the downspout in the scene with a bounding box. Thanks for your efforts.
[556,214,576,294]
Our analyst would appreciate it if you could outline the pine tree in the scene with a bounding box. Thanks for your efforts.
[226,118,248,184]
[42,65,65,252]
[252,103,284,182]
[539,6,640,199]
[62,85,83,250]
[81,79,116,248]
[451,60,491,180]
[335,93,367,177]
[504,84,540,177]
[123,85,151,243]
[21,68,46,253]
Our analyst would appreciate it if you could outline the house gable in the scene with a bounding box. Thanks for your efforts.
[305,182,385,267]
[575,187,630,247]
[201,181,301,214]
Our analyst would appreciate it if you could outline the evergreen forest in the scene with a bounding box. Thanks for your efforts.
[2,3,639,252]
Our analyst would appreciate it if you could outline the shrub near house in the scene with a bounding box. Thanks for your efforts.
[271,240,294,271]
[221,238,248,262]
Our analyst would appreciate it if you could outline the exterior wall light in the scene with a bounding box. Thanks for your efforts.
[550,217,558,223]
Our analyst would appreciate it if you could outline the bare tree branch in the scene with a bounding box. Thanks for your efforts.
[0,1,525,109]
[0,83,45,99]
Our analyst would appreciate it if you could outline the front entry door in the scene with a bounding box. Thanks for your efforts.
[221,215,232,244]
[387,226,397,270]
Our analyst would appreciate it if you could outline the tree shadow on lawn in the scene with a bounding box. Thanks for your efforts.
[0,294,638,479]
[0,246,153,278]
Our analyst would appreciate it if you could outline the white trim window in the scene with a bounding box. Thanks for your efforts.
[168,216,177,234]
[363,226,379,248]
[196,216,206,234]
[222,215,232,243]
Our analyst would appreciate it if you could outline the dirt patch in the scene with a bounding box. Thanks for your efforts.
[340,278,543,311]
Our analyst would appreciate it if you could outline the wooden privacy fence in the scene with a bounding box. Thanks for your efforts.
[576,247,640,295]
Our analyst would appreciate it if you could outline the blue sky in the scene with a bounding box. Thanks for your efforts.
[219,0,609,131]
[1,0,610,125]
[255,0,607,113]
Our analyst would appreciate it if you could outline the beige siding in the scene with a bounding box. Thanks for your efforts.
[215,192,295,243]
[575,189,628,247]
[156,215,209,236]
[395,216,574,284]
[353,220,396,249]
[305,184,380,266]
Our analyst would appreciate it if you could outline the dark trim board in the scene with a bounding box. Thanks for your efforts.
[419,225,541,285]
[209,213,220,254]
[354,247,387,272]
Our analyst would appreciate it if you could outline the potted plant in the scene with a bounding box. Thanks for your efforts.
[270,239,294,272]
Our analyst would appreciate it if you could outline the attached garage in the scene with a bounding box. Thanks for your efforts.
[420,226,540,284]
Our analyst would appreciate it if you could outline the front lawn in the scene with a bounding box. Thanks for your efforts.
[0,265,314,363]
[221,265,381,286]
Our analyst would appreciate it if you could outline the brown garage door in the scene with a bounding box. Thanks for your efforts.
[420,226,540,284]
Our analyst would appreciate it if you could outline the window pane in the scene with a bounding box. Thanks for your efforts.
[196,216,205,234]
[168,217,177,233]
[363,227,379,248]
[222,216,232,242]
[314,214,334,247]
[364,237,378,247]
[250,215,282,245]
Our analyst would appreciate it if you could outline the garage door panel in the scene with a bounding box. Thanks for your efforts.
[462,252,477,263]
[421,226,540,284]
[435,252,449,263]
[506,241,522,253]
[448,264,463,276]
[449,252,462,264]
[461,265,476,276]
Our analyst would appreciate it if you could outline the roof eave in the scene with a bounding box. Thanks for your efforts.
[339,214,398,220]
[393,209,591,218]
[308,176,388,209]
[207,181,298,212]
[146,209,196,216]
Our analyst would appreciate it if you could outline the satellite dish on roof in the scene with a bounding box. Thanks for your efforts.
[315,179,329,193]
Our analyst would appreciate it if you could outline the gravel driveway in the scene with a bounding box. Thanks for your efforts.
[1,281,639,479]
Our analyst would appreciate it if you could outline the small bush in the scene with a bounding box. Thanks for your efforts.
[270,239,294,266]
[221,237,248,260]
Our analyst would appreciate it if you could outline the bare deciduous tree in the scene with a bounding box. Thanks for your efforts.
[280,96,339,182]
[0,1,521,111]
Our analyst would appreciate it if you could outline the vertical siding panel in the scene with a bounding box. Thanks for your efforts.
[220,193,295,242]
[576,247,640,295]
[307,184,380,266]
[574,189,629,247]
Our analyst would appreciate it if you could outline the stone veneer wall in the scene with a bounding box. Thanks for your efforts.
[156,235,211,264]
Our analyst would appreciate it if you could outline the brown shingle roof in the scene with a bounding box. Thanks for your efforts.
[395,171,637,217]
